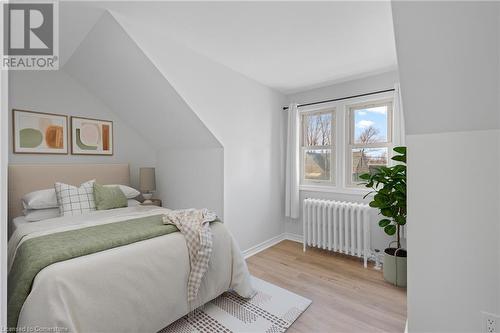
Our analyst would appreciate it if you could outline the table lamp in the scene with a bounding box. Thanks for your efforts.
[139,167,156,204]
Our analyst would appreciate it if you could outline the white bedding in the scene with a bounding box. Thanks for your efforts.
[9,206,254,332]
[9,216,29,239]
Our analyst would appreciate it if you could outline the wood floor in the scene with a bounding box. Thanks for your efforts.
[246,240,407,333]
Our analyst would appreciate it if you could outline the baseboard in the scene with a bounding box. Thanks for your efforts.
[243,234,285,259]
[284,232,302,243]
[243,233,303,259]
[243,232,381,264]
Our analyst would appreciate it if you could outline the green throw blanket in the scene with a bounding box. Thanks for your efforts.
[8,214,180,328]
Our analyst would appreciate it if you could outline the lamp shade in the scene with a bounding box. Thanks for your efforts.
[139,167,156,192]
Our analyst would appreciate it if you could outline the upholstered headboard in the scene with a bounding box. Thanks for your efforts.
[8,164,130,219]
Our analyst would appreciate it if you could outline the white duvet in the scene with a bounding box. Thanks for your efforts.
[8,206,254,332]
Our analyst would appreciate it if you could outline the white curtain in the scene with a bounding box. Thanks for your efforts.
[285,103,300,219]
[393,83,406,146]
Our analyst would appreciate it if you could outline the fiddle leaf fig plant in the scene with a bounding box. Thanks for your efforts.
[359,146,407,249]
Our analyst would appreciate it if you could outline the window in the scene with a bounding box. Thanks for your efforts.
[347,100,393,186]
[298,94,394,191]
[301,109,335,185]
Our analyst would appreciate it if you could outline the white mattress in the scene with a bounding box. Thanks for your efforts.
[9,216,30,239]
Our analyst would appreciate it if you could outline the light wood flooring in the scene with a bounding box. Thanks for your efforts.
[246,240,407,333]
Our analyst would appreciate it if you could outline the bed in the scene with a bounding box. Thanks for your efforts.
[9,216,28,238]
[7,164,253,332]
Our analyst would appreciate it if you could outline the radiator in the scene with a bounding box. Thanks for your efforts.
[303,198,371,268]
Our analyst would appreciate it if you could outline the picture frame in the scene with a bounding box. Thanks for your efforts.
[12,109,69,154]
[70,116,113,155]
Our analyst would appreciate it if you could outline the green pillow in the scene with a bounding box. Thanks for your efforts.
[93,183,127,210]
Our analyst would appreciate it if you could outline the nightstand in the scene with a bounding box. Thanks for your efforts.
[141,199,162,207]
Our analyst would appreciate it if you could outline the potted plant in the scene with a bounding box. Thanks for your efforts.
[359,146,407,287]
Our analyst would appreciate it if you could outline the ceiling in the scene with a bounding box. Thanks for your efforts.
[64,11,222,149]
[63,1,397,94]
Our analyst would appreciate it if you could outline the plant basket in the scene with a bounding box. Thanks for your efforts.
[383,246,407,287]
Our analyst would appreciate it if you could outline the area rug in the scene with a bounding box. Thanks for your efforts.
[160,276,312,333]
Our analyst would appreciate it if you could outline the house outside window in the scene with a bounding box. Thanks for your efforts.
[347,99,393,187]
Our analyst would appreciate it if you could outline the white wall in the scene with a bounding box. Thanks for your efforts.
[64,12,221,151]
[285,71,399,252]
[60,12,224,223]
[113,12,287,251]
[393,2,499,136]
[392,1,500,331]
[8,70,156,188]
[0,68,9,329]
[156,148,224,218]
[289,71,398,104]
[407,130,499,332]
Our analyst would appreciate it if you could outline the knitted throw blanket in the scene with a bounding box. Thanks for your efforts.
[162,208,217,302]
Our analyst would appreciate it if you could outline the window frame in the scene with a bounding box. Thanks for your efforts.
[300,107,336,186]
[297,91,395,194]
[345,99,394,188]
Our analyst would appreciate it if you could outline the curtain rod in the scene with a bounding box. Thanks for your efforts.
[282,88,395,110]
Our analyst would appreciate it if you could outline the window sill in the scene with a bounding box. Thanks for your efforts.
[299,184,374,196]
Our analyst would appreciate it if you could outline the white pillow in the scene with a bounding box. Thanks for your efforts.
[105,185,140,199]
[127,199,140,207]
[55,180,96,216]
[22,188,58,210]
[24,208,60,222]
[22,184,139,210]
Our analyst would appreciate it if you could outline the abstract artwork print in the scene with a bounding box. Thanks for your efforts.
[71,116,113,155]
[13,109,68,154]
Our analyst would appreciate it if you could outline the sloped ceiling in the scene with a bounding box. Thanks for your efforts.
[109,10,285,148]
[63,1,396,94]
[93,1,397,93]
[63,11,221,150]
[59,2,104,66]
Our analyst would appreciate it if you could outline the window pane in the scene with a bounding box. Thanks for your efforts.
[303,112,332,146]
[351,148,388,183]
[305,149,331,181]
[353,105,388,144]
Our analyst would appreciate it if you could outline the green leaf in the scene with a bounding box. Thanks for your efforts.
[379,186,392,194]
[395,215,406,225]
[395,183,406,193]
[392,155,407,163]
[384,224,397,235]
[393,164,406,173]
[381,207,393,217]
[378,166,391,175]
[359,173,371,180]
[376,199,391,209]
[374,193,388,202]
[393,146,407,154]
[379,219,391,227]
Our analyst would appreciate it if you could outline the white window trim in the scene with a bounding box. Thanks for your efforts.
[298,91,394,194]
[345,98,394,188]
[300,108,336,186]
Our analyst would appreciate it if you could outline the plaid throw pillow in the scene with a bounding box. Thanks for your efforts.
[55,180,96,216]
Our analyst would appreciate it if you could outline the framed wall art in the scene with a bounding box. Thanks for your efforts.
[12,109,68,154]
[71,116,113,155]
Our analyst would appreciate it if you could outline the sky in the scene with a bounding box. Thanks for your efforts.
[354,105,388,143]
[304,106,389,159]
